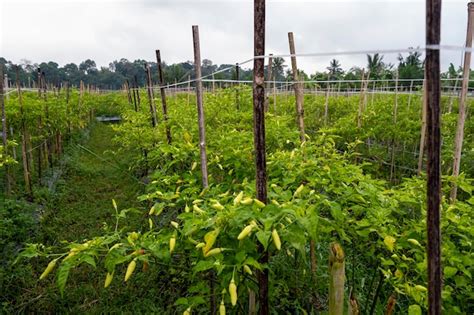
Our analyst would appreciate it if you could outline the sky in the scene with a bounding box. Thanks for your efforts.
[0,0,470,74]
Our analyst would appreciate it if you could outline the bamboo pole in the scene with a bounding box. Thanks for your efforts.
[288,32,306,142]
[1,64,11,194]
[450,1,474,202]
[187,75,191,107]
[265,54,273,112]
[425,0,442,312]
[254,1,268,313]
[156,49,172,144]
[417,78,427,175]
[329,242,345,315]
[357,69,366,128]
[144,63,158,127]
[447,76,459,113]
[235,64,240,110]
[192,25,209,189]
[16,67,32,196]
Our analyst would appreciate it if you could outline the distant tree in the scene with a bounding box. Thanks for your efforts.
[271,57,286,81]
[326,59,343,80]
[397,50,424,87]
[367,53,385,80]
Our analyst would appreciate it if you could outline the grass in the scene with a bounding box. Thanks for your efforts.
[5,123,177,313]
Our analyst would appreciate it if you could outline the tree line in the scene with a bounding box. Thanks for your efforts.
[0,52,467,91]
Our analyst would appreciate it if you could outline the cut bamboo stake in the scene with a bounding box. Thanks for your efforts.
[134,75,141,109]
[16,67,32,196]
[235,64,240,110]
[357,69,366,128]
[248,289,256,314]
[265,54,273,112]
[192,25,209,189]
[450,1,474,202]
[447,76,459,113]
[144,63,158,127]
[417,78,427,176]
[156,49,172,144]
[41,72,47,101]
[125,79,133,106]
[329,242,345,315]
[426,0,442,312]
[288,32,306,142]
[37,68,42,98]
[273,75,277,114]
[408,80,414,108]
[324,74,330,125]
[1,64,11,194]
[254,1,268,313]
[390,71,399,182]
[187,75,191,107]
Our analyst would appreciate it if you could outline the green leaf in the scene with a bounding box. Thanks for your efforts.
[256,231,271,250]
[56,263,72,297]
[81,255,96,268]
[193,260,215,274]
[408,304,422,315]
[444,266,457,278]
[174,297,188,306]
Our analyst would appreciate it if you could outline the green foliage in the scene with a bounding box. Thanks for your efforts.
[15,87,473,314]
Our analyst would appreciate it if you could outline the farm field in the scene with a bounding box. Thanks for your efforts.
[1,87,473,313]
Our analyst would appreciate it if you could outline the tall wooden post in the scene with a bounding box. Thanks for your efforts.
[450,1,474,202]
[156,49,172,144]
[426,0,442,312]
[192,25,209,189]
[254,1,268,314]
[288,32,305,142]
[144,63,158,127]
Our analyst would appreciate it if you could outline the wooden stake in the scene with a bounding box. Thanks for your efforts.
[134,75,141,109]
[37,68,42,98]
[235,64,240,110]
[192,25,209,189]
[329,243,345,315]
[408,79,414,108]
[447,77,458,113]
[156,49,172,144]
[16,67,32,196]
[324,74,330,125]
[1,64,11,194]
[450,1,474,202]
[187,75,191,107]
[254,1,268,313]
[265,54,273,112]
[357,69,366,128]
[417,78,427,176]
[125,79,133,106]
[144,63,158,127]
[425,0,442,312]
[288,32,306,142]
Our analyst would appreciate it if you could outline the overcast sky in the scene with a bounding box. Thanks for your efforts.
[0,0,470,73]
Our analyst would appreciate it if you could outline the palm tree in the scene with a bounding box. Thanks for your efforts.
[326,59,343,80]
[367,53,385,80]
[271,57,286,81]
